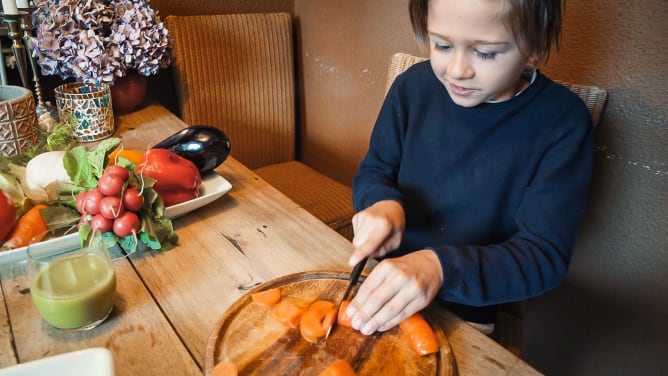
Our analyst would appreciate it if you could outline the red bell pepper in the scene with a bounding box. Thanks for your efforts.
[0,189,18,242]
[137,149,202,206]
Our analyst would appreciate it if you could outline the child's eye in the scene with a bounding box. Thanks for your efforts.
[475,50,497,60]
[432,41,452,51]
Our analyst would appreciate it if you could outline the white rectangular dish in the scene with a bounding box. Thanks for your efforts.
[0,172,232,265]
[0,348,114,376]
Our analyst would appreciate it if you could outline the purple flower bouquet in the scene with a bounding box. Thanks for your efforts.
[30,0,170,85]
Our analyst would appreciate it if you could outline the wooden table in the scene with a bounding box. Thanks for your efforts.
[0,104,540,375]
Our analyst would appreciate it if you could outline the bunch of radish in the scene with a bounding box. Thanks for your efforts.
[75,165,144,239]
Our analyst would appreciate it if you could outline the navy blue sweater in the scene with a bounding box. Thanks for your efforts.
[353,61,593,319]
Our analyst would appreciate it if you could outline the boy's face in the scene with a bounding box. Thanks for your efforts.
[427,0,530,107]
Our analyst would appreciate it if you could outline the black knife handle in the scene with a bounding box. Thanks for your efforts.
[342,258,368,301]
[349,258,368,284]
[326,258,370,339]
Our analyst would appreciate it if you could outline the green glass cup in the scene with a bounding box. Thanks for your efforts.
[28,245,117,331]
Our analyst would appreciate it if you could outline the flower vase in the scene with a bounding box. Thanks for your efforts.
[110,70,148,115]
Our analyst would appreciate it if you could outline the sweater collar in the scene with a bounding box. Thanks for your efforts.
[485,66,538,104]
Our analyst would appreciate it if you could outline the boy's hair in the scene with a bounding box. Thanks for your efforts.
[408,0,563,65]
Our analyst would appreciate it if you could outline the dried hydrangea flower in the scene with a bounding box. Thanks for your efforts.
[30,0,170,84]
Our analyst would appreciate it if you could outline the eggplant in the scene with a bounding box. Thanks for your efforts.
[152,125,231,173]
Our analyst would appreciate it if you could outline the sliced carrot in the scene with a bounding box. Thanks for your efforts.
[336,300,353,327]
[211,361,238,376]
[273,300,306,329]
[300,300,337,343]
[2,204,48,249]
[251,287,282,307]
[399,312,439,356]
[318,359,357,376]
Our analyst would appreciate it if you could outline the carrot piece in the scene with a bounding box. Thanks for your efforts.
[318,359,357,376]
[251,287,282,306]
[336,300,353,327]
[273,300,306,329]
[108,147,145,166]
[399,312,440,356]
[2,204,48,249]
[300,300,337,342]
[212,361,238,376]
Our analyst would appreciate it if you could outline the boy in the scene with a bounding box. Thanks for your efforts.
[347,0,593,335]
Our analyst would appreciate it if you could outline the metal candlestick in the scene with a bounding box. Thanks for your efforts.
[19,8,51,112]
[14,7,58,131]
[1,12,30,88]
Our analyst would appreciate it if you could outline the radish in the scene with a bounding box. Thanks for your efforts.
[99,196,124,219]
[113,212,141,237]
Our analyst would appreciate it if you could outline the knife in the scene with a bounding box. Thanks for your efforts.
[325,258,368,339]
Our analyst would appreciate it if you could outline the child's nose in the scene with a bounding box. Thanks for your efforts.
[447,51,474,79]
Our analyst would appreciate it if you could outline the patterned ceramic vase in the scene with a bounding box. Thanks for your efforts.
[54,82,115,142]
[0,86,40,157]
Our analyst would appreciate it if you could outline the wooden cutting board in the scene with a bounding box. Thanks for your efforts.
[204,271,456,375]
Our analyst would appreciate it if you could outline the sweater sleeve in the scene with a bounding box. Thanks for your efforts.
[434,106,595,305]
[352,80,407,211]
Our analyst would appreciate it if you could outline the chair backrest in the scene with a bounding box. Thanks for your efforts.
[165,13,296,169]
[385,52,428,95]
[385,52,608,127]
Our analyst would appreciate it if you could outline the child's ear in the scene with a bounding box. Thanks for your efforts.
[527,53,540,67]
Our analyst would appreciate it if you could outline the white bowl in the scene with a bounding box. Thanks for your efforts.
[0,348,114,376]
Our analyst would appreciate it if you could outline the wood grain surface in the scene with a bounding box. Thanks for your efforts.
[204,272,456,376]
[1,105,541,376]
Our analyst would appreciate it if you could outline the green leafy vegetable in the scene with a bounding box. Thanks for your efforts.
[63,138,120,190]
[39,204,80,229]
[46,114,78,152]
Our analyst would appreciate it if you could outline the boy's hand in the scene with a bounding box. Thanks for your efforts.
[350,200,405,265]
[346,249,443,335]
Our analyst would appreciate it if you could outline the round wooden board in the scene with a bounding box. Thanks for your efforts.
[204,271,456,375]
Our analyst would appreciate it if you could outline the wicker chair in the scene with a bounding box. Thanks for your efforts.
[164,14,355,240]
[385,52,608,356]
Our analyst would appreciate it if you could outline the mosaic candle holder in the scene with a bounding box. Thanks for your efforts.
[54,82,115,142]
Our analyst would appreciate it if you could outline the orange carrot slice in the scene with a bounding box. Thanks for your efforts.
[300,300,337,343]
[318,359,357,376]
[399,312,439,355]
[251,288,282,307]
[273,300,306,329]
[212,361,238,376]
[336,300,353,327]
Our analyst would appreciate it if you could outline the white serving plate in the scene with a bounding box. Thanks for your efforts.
[163,172,232,219]
[0,348,114,376]
[0,172,232,265]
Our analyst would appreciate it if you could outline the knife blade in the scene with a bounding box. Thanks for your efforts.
[325,258,368,339]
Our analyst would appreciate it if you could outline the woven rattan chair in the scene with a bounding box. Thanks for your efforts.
[385,52,608,356]
[165,13,354,240]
